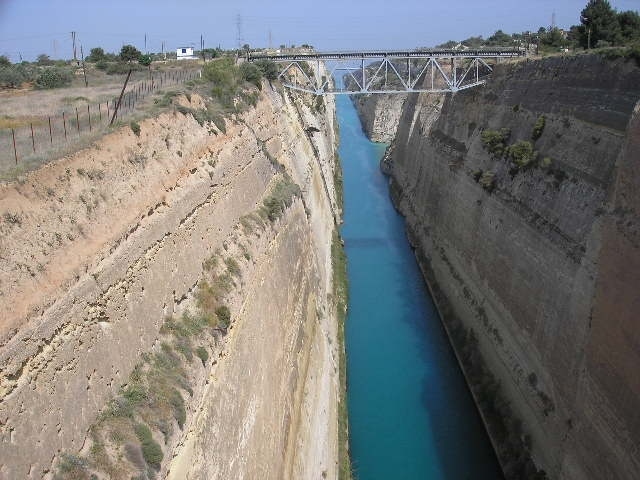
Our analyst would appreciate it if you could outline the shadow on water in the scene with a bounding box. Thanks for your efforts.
[337,90,503,479]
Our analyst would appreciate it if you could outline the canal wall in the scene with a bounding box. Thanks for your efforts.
[360,54,640,479]
[0,76,342,479]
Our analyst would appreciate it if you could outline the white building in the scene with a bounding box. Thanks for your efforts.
[176,47,196,60]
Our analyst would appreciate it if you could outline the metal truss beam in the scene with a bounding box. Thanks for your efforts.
[250,48,523,95]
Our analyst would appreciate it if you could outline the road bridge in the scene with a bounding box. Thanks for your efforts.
[248,48,525,95]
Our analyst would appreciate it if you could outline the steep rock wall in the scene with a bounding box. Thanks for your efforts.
[351,94,406,143]
[0,80,341,479]
[385,55,640,479]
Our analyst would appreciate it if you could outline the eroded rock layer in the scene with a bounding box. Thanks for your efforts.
[0,78,341,479]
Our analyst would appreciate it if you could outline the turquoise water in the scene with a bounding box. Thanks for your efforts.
[337,94,503,480]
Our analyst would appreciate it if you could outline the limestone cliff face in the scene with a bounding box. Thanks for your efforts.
[0,79,341,479]
[382,55,640,479]
[351,94,406,143]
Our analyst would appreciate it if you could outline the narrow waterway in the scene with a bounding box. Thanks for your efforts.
[337,93,503,480]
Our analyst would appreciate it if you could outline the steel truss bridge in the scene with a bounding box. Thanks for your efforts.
[248,49,525,95]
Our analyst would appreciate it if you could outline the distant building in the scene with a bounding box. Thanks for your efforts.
[176,47,196,60]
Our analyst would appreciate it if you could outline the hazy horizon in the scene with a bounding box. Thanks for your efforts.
[0,0,638,62]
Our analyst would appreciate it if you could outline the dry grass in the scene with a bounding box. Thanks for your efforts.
[0,64,199,181]
[0,115,45,129]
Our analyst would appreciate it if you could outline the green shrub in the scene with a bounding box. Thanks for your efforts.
[532,115,546,141]
[196,346,209,365]
[55,453,90,479]
[480,128,510,157]
[122,384,148,406]
[260,176,302,222]
[203,57,239,107]
[239,62,263,89]
[35,67,72,89]
[215,305,231,328]
[212,114,226,133]
[225,257,241,277]
[479,171,496,192]
[506,140,536,168]
[134,423,163,471]
[254,59,279,80]
[540,157,553,170]
[0,65,31,88]
[130,121,141,136]
[168,388,186,428]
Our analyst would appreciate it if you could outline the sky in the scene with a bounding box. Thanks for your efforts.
[0,0,638,61]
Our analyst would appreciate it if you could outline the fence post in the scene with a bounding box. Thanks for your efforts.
[87,104,92,131]
[48,116,53,144]
[30,123,35,153]
[75,107,80,134]
[98,103,102,122]
[63,111,67,140]
[12,128,17,164]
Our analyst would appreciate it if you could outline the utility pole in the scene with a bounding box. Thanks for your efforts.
[201,34,205,61]
[71,31,78,64]
[162,41,166,60]
[269,29,272,49]
[144,33,147,53]
[80,45,88,87]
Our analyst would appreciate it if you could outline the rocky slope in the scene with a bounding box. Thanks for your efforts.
[0,77,342,479]
[368,54,640,479]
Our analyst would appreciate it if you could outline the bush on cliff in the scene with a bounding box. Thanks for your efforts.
[239,62,263,89]
[481,128,510,157]
[532,115,546,141]
[506,140,536,169]
[134,423,163,471]
[260,175,302,222]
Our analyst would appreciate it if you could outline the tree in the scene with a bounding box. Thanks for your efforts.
[580,0,622,48]
[138,54,152,67]
[436,40,458,49]
[461,36,484,48]
[487,30,514,46]
[0,55,10,66]
[86,47,106,62]
[255,59,278,81]
[202,48,220,60]
[119,44,142,63]
[239,62,262,88]
[618,10,640,43]
[540,28,569,48]
[36,54,53,65]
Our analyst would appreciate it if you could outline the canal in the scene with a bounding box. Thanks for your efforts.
[337,93,503,480]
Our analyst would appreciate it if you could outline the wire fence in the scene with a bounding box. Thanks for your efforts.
[1,69,200,178]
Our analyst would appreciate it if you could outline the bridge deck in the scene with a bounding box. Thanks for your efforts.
[249,48,525,61]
